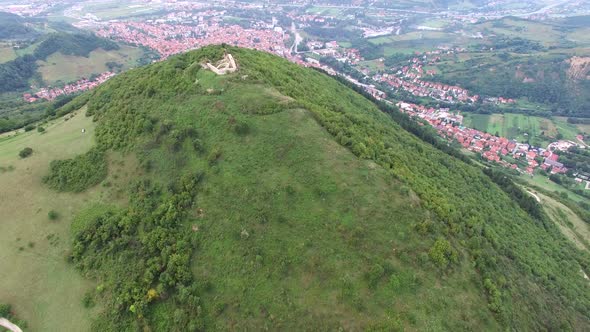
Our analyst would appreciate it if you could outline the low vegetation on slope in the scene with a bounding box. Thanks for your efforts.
[46,46,590,330]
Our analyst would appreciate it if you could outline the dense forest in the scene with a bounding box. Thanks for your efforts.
[44,46,590,331]
[0,55,38,93]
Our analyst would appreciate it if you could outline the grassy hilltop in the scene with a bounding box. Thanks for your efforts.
[1,45,590,331]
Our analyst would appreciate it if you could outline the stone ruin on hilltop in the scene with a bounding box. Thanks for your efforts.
[203,53,238,75]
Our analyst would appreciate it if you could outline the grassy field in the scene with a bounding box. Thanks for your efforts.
[554,116,590,138]
[37,46,144,85]
[475,18,564,47]
[306,6,347,17]
[14,42,39,57]
[417,18,451,29]
[525,188,590,252]
[0,45,17,63]
[369,31,451,45]
[566,27,590,44]
[80,1,161,20]
[338,41,352,48]
[368,31,471,55]
[523,173,587,204]
[0,110,103,331]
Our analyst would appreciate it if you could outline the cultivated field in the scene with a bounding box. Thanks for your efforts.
[463,113,562,145]
[0,111,100,331]
[554,116,590,138]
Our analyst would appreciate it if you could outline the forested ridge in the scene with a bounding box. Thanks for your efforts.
[45,46,590,331]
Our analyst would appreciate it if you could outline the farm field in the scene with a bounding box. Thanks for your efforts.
[78,2,161,20]
[368,31,472,55]
[306,6,347,17]
[0,110,102,331]
[554,116,590,139]
[463,113,560,145]
[368,31,452,45]
[36,46,144,85]
[474,18,564,47]
[417,18,450,29]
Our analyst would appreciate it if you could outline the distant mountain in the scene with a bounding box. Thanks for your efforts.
[35,46,590,331]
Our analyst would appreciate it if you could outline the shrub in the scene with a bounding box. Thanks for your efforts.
[24,124,35,132]
[207,147,222,165]
[43,148,107,192]
[0,303,10,317]
[428,238,457,269]
[48,210,59,220]
[37,126,45,133]
[82,292,95,308]
[232,120,250,135]
[366,263,385,287]
[19,147,33,158]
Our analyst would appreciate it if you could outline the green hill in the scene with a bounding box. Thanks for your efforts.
[2,46,590,331]
[0,12,38,40]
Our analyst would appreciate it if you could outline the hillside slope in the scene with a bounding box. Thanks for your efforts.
[27,46,590,330]
[0,12,38,40]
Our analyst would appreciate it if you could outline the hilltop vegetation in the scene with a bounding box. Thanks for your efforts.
[35,46,590,331]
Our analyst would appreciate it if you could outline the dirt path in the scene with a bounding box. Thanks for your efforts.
[526,190,541,203]
[0,318,23,332]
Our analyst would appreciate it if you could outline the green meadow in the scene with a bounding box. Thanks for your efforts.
[0,111,100,331]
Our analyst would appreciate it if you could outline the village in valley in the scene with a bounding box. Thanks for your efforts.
[5,0,589,191]
[397,101,580,178]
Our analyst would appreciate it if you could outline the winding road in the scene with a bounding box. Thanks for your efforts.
[289,22,303,54]
[0,318,23,332]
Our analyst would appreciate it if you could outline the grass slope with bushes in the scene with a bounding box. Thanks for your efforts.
[40,45,590,331]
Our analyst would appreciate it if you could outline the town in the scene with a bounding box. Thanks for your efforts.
[23,72,115,102]
[396,102,581,177]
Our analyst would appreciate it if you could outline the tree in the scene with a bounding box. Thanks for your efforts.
[48,210,59,220]
[19,147,33,158]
